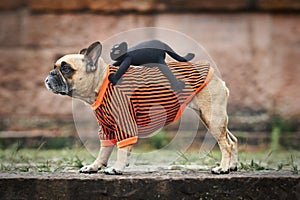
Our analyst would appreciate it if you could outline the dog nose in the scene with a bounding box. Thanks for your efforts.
[50,70,58,76]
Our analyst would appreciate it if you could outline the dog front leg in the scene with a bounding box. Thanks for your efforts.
[80,145,114,173]
[104,145,132,175]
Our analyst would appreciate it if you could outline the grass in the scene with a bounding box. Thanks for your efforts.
[0,143,94,172]
[0,142,299,174]
[238,150,299,174]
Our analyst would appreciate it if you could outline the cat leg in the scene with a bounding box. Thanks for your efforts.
[157,59,185,92]
[112,61,122,66]
[109,56,131,85]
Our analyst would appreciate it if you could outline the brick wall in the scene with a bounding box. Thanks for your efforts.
[1,0,300,12]
[0,0,299,132]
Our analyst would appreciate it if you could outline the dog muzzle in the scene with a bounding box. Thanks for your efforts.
[45,70,71,95]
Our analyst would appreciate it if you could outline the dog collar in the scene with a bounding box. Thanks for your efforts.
[91,68,110,110]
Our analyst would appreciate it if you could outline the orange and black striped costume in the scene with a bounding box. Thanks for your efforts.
[92,62,214,148]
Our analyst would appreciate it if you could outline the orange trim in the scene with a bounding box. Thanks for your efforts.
[100,139,117,147]
[92,69,110,110]
[117,136,138,148]
[174,67,214,121]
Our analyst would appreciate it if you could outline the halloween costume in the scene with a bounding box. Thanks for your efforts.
[92,62,214,148]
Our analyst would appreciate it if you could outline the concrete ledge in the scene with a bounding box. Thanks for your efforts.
[0,171,299,199]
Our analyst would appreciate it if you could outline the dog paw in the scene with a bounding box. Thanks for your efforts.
[104,167,123,175]
[211,166,230,175]
[230,166,238,172]
[79,165,99,174]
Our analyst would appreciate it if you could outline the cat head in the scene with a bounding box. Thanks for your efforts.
[110,42,128,61]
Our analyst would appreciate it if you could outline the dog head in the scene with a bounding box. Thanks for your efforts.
[45,42,103,102]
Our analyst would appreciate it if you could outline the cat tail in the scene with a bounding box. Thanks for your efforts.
[164,44,195,62]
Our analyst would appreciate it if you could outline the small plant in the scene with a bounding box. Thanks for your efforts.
[290,154,299,174]
[275,154,299,174]
[240,159,273,171]
[37,160,51,172]
[292,165,298,174]
[72,155,84,168]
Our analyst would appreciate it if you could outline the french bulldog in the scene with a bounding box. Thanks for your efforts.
[45,41,238,175]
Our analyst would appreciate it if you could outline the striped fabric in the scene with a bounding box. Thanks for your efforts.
[92,62,214,148]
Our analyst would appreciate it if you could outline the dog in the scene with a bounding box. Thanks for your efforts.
[45,41,238,175]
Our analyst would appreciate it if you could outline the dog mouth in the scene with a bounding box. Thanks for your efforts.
[45,74,72,96]
[61,89,74,96]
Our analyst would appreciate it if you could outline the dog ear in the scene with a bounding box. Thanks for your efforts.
[84,42,102,73]
[79,48,87,55]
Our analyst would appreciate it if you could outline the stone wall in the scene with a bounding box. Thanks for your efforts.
[0,0,299,132]
[1,0,300,12]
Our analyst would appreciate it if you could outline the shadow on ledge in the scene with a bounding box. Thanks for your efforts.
[0,170,299,199]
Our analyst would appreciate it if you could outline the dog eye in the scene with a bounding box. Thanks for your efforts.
[60,62,73,75]
[61,65,71,73]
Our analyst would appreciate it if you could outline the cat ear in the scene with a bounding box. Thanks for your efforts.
[119,42,128,53]
[79,48,87,54]
[84,42,102,73]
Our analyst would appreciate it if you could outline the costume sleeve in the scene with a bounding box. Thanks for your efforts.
[98,124,117,147]
[110,87,138,148]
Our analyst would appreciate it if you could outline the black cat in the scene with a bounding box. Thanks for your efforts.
[109,40,195,92]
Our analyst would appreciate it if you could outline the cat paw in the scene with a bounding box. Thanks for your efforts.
[171,80,185,92]
[108,74,117,85]
[108,74,122,85]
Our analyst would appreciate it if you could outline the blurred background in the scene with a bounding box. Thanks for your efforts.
[0,0,299,151]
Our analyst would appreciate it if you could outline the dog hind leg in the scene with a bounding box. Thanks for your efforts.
[194,74,238,174]
[227,129,238,171]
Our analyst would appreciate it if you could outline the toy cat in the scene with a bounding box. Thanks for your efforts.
[109,40,195,91]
